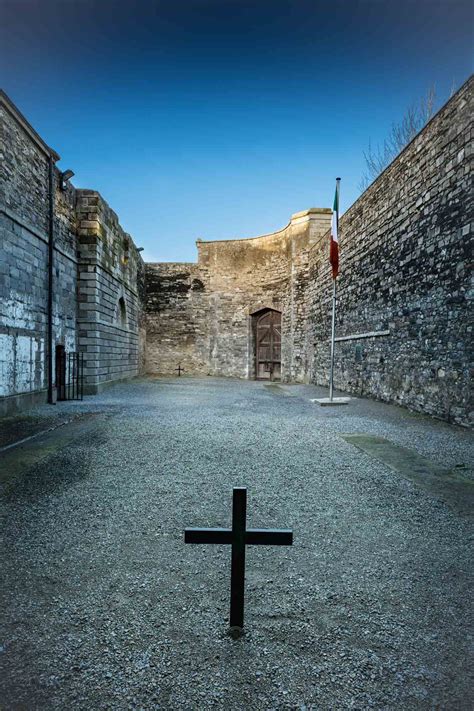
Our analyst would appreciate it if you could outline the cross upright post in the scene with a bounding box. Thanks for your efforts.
[185,487,293,634]
[230,487,246,628]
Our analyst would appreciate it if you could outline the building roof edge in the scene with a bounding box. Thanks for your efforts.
[0,89,61,162]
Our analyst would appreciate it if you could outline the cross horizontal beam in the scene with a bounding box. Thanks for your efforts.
[185,528,293,546]
[185,528,232,544]
[245,529,293,545]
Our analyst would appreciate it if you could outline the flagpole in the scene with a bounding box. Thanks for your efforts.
[329,279,336,401]
[329,177,341,402]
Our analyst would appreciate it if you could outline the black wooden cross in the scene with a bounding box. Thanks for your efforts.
[175,363,184,376]
[185,487,293,633]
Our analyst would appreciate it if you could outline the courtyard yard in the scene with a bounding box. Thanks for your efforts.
[0,378,472,710]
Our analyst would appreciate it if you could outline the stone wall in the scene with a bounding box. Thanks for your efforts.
[197,227,289,379]
[0,93,78,412]
[0,90,146,413]
[76,191,145,394]
[305,76,473,425]
[145,209,331,379]
[145,263,209,375]
[145,77,472,425]
[2,76,471,424]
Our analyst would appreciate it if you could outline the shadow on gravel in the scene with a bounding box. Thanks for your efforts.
[1,455,92,503]
[0,413,77,449]
[0,414,108,502]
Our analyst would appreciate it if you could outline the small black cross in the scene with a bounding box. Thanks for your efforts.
[175,363,184,376]
[185,487,293,633]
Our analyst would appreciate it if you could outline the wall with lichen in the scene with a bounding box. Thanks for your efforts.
[145,262,210,375]
[2,77,472,425]
[144,79,472,425]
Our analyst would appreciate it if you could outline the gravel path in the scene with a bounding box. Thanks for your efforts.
[1,377,473,710]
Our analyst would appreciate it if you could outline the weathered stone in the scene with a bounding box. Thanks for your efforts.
[0,91,146,412]
[145,77,473,426]
[145,209,331,380]
[1,78,472,424]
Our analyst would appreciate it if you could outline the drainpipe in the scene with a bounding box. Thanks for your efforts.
[47,155,56,404]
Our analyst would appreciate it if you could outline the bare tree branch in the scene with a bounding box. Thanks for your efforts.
[359,85,436,192]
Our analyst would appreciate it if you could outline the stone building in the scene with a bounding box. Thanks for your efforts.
[0,91,145,415]
[0,77,472,425]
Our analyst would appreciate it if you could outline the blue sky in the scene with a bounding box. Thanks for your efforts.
[1,0,472,261]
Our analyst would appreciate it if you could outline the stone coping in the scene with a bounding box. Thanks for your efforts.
[0,89,60,161]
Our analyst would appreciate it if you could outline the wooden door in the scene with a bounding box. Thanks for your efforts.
[256,310,281,380]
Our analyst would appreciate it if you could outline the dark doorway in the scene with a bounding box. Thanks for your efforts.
[55,346,84,401]
[255,309,281,381]
[55,345,66,400]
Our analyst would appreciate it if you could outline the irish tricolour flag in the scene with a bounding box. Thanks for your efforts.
[330,183,339,279]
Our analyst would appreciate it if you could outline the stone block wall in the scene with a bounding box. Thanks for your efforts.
[0,90,146,412]
[144,78,471,425]
[145,263,210,375]
[305,76,473,425]
[0,94,51,236]
[197,227,289,379]
[2,76,471,424]
[76,191,146,393]
[0,93,78,412]
[145,209,331,379]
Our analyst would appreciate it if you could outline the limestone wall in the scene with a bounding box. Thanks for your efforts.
[144,78,472,425]
[145,209,331,379]
[76,190,146,393]
[0,91,146,412]
[0,94,78,411]
[306,76,473,425]
[197,227,289,378]
[145,263,209,375]
[2,76,471,424]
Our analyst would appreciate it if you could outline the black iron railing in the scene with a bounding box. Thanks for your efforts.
[57,350,84,401]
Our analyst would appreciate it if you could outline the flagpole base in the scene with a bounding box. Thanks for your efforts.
[311,397,351,406]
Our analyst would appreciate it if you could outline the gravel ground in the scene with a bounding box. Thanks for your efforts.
[0,377,473,710]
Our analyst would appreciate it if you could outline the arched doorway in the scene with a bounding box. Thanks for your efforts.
[254,309,281,381]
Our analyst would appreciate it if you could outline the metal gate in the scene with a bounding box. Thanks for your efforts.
[56,349,84,401]
[255,310,281,381]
